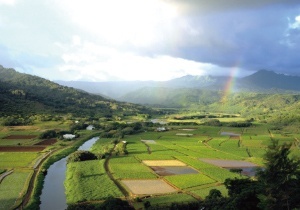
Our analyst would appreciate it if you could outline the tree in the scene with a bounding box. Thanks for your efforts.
[256,139,300,209]
[100,197,134,210]
[67,151,97,163]
[39,130,57,139]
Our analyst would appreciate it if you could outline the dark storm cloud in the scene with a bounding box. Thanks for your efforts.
[163,0,300,75]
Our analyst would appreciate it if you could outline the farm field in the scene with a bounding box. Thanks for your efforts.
[77,122,298,209]
[1,118,299,209]
[65,159,123,203]
[0,170,32,210]
[0,120,99,210]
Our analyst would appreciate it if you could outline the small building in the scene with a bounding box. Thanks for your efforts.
[156,127,166,132]
[63,134,76,139]
[86,125,95,130]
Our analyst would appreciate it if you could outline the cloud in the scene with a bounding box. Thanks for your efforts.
[1,0,300,80]
[0,0,15,6]
[56,38,211,81]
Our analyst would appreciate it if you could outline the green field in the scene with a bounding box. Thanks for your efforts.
[65,159,123,203]
[164,173,216,189]
[0,170,32,210]
[0,152,40,168]
[1,118,298,209]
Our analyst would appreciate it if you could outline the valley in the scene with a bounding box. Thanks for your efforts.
[0,67,300,209]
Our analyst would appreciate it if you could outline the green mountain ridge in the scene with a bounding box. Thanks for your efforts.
[0,66,153,118]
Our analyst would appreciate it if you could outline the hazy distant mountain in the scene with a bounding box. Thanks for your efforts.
[56,70,300,102]
[239,70,300,92]
[55,75,229,99]
[119,87,222,108]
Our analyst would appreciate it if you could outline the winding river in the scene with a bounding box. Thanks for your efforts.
[39,137,99,210]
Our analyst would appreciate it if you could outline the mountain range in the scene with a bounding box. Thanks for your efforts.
[1,65,300,126]
[56,70,300,103]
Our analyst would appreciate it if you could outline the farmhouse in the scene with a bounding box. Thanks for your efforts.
[63,134,76,139]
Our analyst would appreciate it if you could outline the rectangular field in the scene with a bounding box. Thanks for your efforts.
[0,170,33,210]
[65,159,123,204]
[164,173,216,189]
[0,152,40,168]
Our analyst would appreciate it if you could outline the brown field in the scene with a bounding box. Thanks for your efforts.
[121,179,177,195]
[3,135,37,139]
[1,126,39,132]
[200,159,258,168]
[150,166,199,176]
[0,146,46,152]
[143,160,186,167]
[35,139,57,145]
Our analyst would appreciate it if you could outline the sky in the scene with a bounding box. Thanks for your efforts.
[0,0,300,81]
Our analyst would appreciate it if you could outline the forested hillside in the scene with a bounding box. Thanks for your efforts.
[0,66,154,118]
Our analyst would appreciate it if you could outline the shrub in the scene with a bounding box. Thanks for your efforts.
[39,130,57,139]
[67,151,97,163]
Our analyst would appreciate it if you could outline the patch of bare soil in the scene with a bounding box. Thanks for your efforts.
[0,146,46,152]
[143,160,186,167]
[200,159,257,168]
[121,179,177,195]
[35,139,57,145]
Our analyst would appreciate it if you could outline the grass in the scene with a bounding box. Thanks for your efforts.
[65,159,123,204]
[0,170,32,210]
[164,173,216,189]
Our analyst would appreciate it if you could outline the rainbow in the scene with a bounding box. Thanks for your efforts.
[220,66,239,104]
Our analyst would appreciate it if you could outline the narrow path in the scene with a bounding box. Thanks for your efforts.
[19,150,55,209]
[103,144,133,206]
[0,169,14,184]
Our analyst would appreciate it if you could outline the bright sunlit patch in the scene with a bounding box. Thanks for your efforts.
[289,15,300,29]
[0,0,15,5]
[58,0,178,47]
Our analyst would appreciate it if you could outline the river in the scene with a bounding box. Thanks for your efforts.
[39,137,99,210]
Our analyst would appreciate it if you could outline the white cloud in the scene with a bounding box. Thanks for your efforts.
[55,37,214,81]
[0,0,16,6]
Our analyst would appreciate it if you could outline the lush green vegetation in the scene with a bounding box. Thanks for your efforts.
[66,150,97,163]
[65,160,123,203]
[164,174,216,189]
[1,65,300,209]
[0,152,39,168]
[0,170,32,210]
[0,66,157,119]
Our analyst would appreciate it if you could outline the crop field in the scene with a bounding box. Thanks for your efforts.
[0,170,32,210]
[109,162,157,179]
[0,146,46,152]
[65,159,123,203]
[30,119,297,209]
[0,152,40,168]
[164,173,216,189]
